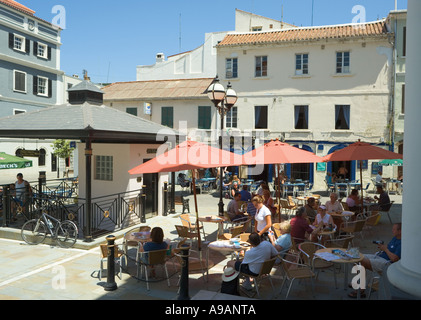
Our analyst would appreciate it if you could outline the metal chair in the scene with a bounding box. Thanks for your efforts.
[179,213,206,240]
[239,257,277,298]
[278,252,315,300]
[99,243,125,280]
[298,242,338,289]
[136,248,170,291]
[379,201,395,224]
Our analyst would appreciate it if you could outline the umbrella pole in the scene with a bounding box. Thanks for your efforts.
[359,161,364,214]
[191,170,201,252]
[276,164,282,223]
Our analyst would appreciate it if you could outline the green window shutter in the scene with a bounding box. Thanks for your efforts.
[161,107,174,128]
[198,106,211,129]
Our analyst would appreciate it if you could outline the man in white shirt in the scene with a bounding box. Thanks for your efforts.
[226,233,278,290]
[376,170,384,186]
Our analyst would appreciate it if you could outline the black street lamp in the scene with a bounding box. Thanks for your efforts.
[207,76,238,216]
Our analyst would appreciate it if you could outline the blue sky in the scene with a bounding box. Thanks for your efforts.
[19,0,407,83]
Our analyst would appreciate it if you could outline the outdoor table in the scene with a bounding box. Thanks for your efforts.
[206,239,251,281]
[198,215,226,239]
[123,232,151,254]
[315,247,364,295]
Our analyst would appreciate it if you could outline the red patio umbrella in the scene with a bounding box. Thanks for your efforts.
[242,139,324,166]
[322,140,403,211]
[242,139,324,221]
[129,140,244,252]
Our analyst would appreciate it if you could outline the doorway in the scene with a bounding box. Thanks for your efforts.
[142,159,158,218]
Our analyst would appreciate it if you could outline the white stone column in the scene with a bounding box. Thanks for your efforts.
[387,0,421,298]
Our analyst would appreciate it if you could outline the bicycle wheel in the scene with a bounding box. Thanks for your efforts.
[56,220,78,248]
[21,219,47,245]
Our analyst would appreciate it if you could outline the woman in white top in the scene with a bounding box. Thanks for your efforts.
[252,195,272,238]
[313,205,335,227]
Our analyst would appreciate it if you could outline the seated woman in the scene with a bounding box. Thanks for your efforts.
[311,205,335,242]
[140,227,168,253]
[325,192,343,215]
[346,189,362,212]
[304,197,317,224]
[268,221,292,257]
[229,175,242,198]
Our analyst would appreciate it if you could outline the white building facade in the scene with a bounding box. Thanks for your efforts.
[216,19,394,190]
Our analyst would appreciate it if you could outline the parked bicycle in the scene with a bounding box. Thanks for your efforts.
[21,204,78,248]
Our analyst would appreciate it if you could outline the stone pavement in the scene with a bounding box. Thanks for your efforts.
[0,188,403,300]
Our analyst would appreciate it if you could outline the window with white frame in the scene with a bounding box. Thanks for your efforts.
[335,105,350,130]
[226,107,238,128]
[255,56,268,77]
[13,34,25,52]
[294,105,309,129]
[295,53,309,75]
[336,51,350,74]
[13,70,26,93]
[226,58,238,79]
[37,42,48,59]
[37,76,48,96]
[95,155,113,181]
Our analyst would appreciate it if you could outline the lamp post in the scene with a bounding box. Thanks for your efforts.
[207,76,238,216]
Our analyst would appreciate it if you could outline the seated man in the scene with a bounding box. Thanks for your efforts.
[226,192,247,222]
[226,232,278,290]
[240,184,252,202]
[348,223,401,298]
[371,185,391,211]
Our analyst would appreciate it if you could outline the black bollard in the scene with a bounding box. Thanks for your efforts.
[103,235,118,291]
[163,182,168,217]
[177,244,191,300]
[141,186,146,224]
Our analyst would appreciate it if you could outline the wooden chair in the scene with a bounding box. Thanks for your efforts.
[280,199,296,219]
[324,235,354,249]
[272,223,282,238]
[380,201,395,224]
[278,252,315,300]
[341,201,350,211]
[99,243,125,280]
[340,219,366,244]
[363,211,381,236]
[175,225,199,247]
[218,224,245,240]
[179,214,206,240]
[298,242,337,289]
[136,248,170,291]
[239,257,277,298]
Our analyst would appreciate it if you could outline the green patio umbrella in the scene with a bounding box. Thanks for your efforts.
[379,159,403,166]
[0,152,32,170]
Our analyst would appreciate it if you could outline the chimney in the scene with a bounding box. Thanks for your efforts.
[156,53,165,63]
[83,69,90,81]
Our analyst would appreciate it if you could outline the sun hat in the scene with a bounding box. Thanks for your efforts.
[222,267,239,282]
